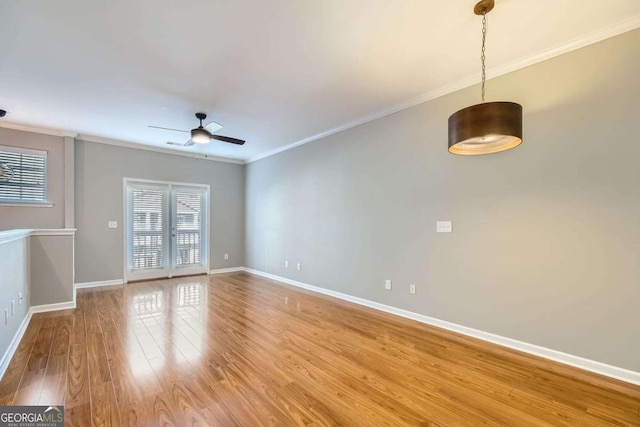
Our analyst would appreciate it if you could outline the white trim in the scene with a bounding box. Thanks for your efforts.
[243,268,640,386]
[247,16,640,163]
[0,228,75,245]
[0,311,32,380]
[75,279,124,289]
[0,122,77,138]
[0,202,54,208]
[77,135,245,165]
[209,267,245,275]
[0,229,31,245]
[29,229,76,236]
[29,301,76,314]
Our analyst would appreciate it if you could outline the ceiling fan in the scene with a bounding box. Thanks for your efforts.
[149,112,245,146]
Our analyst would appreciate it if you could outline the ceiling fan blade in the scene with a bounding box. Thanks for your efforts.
[184,140,196,147]
[149,125,190,133]
[204,121,223,133]
[211,135,245,145]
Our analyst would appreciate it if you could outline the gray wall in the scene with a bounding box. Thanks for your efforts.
[246,29,640,372]
[74,140,245,283]
[0,128,66,229]
[29,234,75,306]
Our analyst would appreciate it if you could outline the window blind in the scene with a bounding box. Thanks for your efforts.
[0,147,47,202]
[131,188,166,269]
[175,190,203,266]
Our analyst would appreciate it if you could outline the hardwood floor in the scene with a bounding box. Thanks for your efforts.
[0,272,638,426]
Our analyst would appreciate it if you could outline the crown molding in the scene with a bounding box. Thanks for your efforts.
[0,123,246,164]
[76,134,246,165]
[0,122,77,138]
[247,16,640,163]
[2,16,639,166]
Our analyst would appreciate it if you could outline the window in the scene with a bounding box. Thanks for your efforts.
[0,145,47,203]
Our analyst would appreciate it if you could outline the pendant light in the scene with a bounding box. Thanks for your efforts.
[448,0,523,155]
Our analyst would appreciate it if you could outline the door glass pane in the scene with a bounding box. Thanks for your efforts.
[175,190,204,267]
[131,188,166,269]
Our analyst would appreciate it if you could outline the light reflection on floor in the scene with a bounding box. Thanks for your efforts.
[127,280,208,379]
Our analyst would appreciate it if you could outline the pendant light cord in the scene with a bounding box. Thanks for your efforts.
[481,12,487,103]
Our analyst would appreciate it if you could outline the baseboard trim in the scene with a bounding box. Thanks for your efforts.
[29,301,76,314]
[243,267,640,386]
[0,311,32,380]
[75,279,124,289]
[209,267,245,275]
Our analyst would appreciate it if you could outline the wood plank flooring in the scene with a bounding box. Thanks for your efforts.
[0,272,638,426]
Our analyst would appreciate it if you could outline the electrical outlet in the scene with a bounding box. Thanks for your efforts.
[11,301,14,316]
[385,280,392,290]
[224,253,229,261]
[285,260,289,268]
[108,220,118,229]
[18,293,23,304]
[296,263,301,271]
[409,284,416,295]
[4,309,8,325]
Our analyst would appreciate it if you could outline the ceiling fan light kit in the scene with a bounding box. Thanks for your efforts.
[448,0,523,156]
[191,112,216,144]
[191,128,211,144]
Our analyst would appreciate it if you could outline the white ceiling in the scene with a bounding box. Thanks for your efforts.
[1,1,639,162]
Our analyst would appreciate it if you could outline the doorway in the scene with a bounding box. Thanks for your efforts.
[124,178,209,282]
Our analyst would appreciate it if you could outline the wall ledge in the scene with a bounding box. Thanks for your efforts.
[0,228,76,245]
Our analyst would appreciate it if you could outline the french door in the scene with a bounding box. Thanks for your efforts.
[124,179,209,282]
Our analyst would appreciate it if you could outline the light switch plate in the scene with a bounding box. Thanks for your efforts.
[224,253,229,261]
[108,220,118,229]
[436,221,452,233]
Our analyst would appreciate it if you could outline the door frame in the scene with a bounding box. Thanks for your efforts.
[123,177,210,283]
